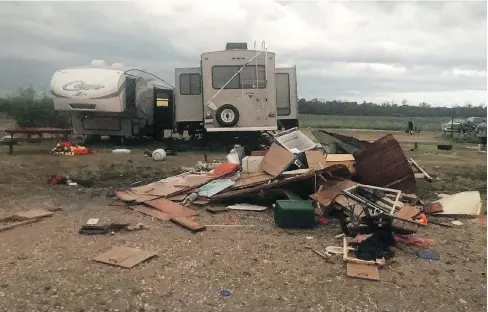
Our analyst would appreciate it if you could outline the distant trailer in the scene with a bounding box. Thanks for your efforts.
[51,60,173,142]
[174,41,299,137]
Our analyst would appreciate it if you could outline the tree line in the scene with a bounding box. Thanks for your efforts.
[0,88,486,128]
[298,98,487,118]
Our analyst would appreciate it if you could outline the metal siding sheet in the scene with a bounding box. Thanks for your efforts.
[353,134,416,191]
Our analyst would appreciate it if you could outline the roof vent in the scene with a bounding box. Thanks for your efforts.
[90,60,107,67]
[225,42,247,50]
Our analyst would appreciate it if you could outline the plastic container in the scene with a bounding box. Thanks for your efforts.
[112,149,130,154]
[274,200,315,229]
[152,149,166,161]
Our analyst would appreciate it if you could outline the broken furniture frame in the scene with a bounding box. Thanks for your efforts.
[341,184,424,227]
[342,184,401,216]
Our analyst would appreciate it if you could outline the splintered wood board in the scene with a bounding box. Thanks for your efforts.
[170,217,206,233]
[93,246,157,268]
[0,219,42,232]
[130,205,171,221]
[259,143,295,176]
[305,150,326,170]
[13,209,54,220]
[144,198,199,218]
[346,262,380,281]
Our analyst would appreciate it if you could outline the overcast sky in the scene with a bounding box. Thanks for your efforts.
[0,0,486,106]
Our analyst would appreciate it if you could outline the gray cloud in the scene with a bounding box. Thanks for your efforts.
[0,0,485,106]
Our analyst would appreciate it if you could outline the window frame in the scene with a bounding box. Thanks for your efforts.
[211,65,267,90]
[276,72,291,116]
[179,73,201,95]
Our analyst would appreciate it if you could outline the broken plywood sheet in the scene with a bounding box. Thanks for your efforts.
[353,134,416,191]
[116,190,159,203]
[305,150,326,170]
[432,191,482,216]
[310,180,358,207]
[144,198,199,218]
[198,179,235,197]
[130,205,171,220]
[394,205,420,219]
[93,246,157,268]
[259,143,295,177]
[346,262,380,281]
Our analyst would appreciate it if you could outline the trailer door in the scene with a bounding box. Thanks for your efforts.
[153,88,174,132]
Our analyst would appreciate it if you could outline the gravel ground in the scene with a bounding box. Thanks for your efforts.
[0,140,486,312]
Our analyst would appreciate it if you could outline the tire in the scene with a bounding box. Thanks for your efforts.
[215,104,239,127]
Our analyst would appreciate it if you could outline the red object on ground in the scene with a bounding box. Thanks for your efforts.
[319,216,328,225]
[47,175,67,185]
[417,213,428,224]
[395,235,434,248]
[207,163,239,177]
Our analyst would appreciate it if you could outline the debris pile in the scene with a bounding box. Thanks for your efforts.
[105,128,480,274]
[51,141,94,155]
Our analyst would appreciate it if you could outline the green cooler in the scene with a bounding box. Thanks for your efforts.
[274,200,316,229]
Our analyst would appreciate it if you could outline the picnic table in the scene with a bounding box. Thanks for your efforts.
[1,127,73,154]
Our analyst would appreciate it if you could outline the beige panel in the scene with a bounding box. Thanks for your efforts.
[201,50,277,130]
[275,67,298,120]
[175,67,203,122]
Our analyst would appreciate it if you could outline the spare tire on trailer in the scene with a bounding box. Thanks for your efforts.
[216,104,239,127]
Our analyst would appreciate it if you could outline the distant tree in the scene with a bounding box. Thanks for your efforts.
[6,87,70,128]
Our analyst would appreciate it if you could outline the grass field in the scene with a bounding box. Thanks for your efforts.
[298,114,450,131]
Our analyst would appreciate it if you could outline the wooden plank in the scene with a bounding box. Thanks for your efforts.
[92,246,157,268]
[206,207,229,214]
[409,158,433,182]
[305,150,326,170]
[259,143,295,177]
[326,154,355,161]
[0,219,43,232]
[144,198,199,218]
[130,205,171,220]
[13,209,53,220]
[170,217,206,233]
[346,262,380,281]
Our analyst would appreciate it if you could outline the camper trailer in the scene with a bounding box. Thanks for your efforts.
[51,60,173,141]
[175,42,299,137]
[50,42,298,142]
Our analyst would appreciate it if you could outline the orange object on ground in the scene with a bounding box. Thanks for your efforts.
[417,213,428,224]
[207,163,239,177]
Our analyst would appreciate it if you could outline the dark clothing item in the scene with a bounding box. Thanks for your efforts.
[354,229,396,261]
[408,121,414,130]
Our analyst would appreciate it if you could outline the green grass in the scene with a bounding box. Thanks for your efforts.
[298,115,450,131]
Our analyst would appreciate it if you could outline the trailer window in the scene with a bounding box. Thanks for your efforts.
[180,73,201,95]
[212,65,266,89]
[276,73,291,115]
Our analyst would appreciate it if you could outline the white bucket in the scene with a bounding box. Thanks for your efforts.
[152,149,166,161]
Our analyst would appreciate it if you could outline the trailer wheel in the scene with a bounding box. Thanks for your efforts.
[216,104,239,127]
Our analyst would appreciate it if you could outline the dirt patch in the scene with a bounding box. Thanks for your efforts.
[0,134,486,312]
